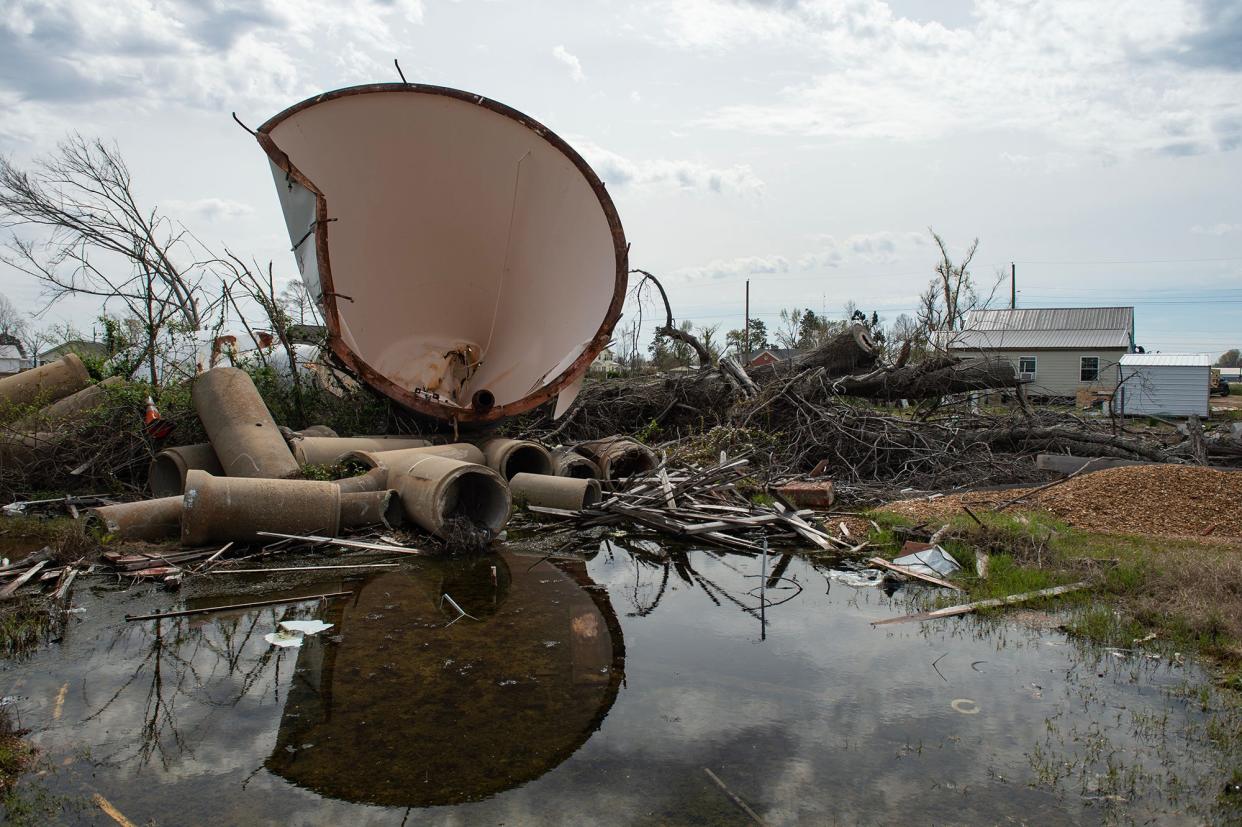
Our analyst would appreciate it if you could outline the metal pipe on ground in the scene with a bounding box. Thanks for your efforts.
[510,473,601,511]
[192,367,300,479]
[13,376,125,430]
[477,438,554,480]
[182,470,341,545]
[0,353,90,411]
[574,438,658,484]
[552,449,601,479]
[389,455,510,539]
[149,443,225,498]
[86,496,182,542]
[339,490,404,529]
[288,436,431,467]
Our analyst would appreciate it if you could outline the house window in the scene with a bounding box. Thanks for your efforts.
[1018,356,1037,377]
[1080,356,1099,382]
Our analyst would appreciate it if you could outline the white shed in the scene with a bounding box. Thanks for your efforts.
[1118,353,1214,418]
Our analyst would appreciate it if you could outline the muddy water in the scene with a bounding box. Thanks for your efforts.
[3,543,1238,825]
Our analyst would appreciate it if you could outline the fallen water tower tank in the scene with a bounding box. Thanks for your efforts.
[256,83,628,424]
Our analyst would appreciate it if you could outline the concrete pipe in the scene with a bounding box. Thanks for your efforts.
[295,425,339,438]
[87,496,182,542]
[575,438,658,483]
[149,443,225,498]
[192,367,299,479]
[340,490,404,529]
[0,433,59,468]
[289,436,431,467]
[182,469,341,545]
[553,449,602,480]
[0,353,90,412]
[333,466,388,494]
[344,444,486,477]
[478,438,555,480]
[390,455,511,539]
[509,473,601,511]
[13,375,125,430]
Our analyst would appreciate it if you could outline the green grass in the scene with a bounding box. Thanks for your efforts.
[865,507,1242,671]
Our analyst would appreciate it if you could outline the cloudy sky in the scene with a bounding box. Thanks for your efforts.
[2,0,1240,355]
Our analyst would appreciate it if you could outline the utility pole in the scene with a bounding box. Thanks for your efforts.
[1010,262,1016,309]
[744,279,750,360]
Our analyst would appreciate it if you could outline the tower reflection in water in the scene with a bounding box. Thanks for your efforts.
[265,550,625,807]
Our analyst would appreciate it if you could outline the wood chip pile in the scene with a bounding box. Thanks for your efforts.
[885,465,1242,540]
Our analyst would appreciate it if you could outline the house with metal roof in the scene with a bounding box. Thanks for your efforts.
[944,307,1135,398]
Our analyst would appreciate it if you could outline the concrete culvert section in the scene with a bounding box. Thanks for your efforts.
[339,490,404,530]
[553,450,602,479]
[256,84,627,424]
[193,367,300,479]
[392,455,510,540]
[149,444,224,497]
[87,496,182,542]
[182,470,342,544]
[479,438,555,480]
[510,473,601,510]
[575,438,658,483]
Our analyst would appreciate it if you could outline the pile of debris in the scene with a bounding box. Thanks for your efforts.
[521,456,864,555]
[0,363,673,596]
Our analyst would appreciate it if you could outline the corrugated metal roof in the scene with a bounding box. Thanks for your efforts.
[946,306,1133,350]
[1119,352,1216,367]
[945,329,1132,350]
[963,307,1133,332]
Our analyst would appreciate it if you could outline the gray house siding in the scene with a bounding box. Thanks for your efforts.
[957,349,1125,397]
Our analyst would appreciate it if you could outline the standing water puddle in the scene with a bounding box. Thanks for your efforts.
[3,543,1237,824]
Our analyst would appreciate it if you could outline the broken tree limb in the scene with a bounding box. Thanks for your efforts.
[872,581,1089,626]
[703,768,767,826]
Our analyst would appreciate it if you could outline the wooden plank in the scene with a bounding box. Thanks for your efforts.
[254,532,425,554]
[0,561,47,599]
[125,590,355,622]
[93,793,138,827]
[207,563,399,574]
[867,556,963,591]
[872,582,1090,626]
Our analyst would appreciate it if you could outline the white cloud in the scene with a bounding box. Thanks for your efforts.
[552,44,586,82]
[0,0,425,121]
[650,0,1242,158]
[671,230,925,283]
[1190,222,1242,236]
[571,138,764,196]
[165,197,255,221]
[673,253,791,282]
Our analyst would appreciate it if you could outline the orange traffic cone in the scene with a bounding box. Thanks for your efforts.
[143,396,175,439]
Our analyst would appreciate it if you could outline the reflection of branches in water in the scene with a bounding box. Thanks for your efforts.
[84,607,294,770]
[628,556,670,618]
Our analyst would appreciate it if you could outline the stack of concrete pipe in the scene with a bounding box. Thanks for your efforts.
[91,366,658,550]
[0,354,116,463]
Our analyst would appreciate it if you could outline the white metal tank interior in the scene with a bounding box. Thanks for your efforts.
[258,85,627,423]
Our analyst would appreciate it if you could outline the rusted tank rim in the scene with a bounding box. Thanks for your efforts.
[255,83,629,424]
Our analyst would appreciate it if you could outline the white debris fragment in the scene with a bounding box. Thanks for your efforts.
[265,631,303,648]
[280,620,334,636]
